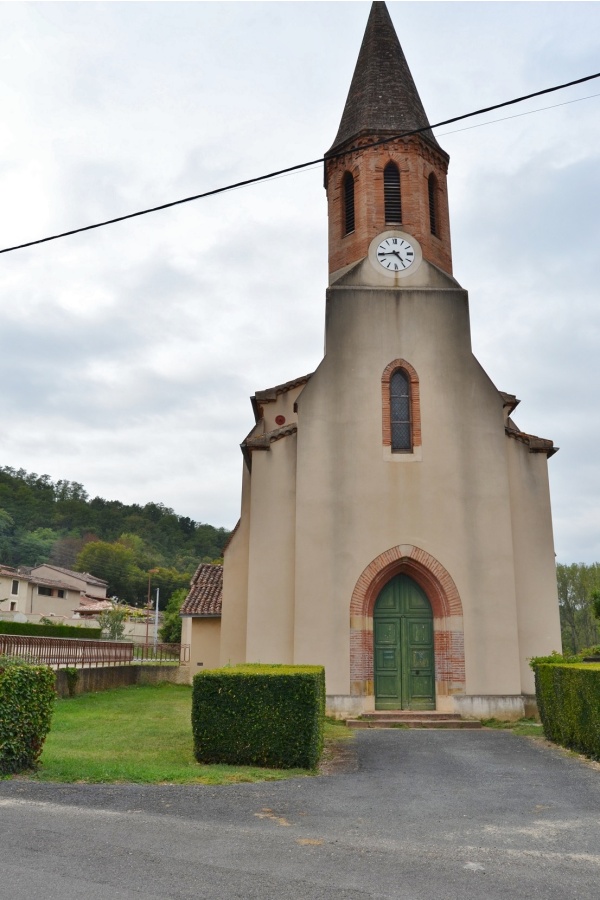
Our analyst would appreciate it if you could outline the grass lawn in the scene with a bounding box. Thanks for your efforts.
[481,718,545,737]
[28,682,350,785]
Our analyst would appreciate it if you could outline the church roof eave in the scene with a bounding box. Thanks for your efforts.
[499,391,520,415]
[251,373,312,422]
[240,421,298,470]
[505,422,558,458]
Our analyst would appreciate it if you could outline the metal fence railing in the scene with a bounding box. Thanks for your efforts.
[133,642,190,665]
[0,634,189,669]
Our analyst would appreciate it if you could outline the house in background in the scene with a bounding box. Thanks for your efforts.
[28,564,109,601]
[0,563,109,623]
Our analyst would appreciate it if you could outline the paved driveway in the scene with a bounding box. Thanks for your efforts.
[1,730,599,899]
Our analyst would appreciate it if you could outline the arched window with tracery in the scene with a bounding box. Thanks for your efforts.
[381,360,421,453]
[384,162,402,224]
[343,171,355,235]
[428,173,438,236]
[390,368,411,451]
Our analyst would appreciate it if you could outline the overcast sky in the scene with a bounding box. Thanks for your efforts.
[0,1,599,563]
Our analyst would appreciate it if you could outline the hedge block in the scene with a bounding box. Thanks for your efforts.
[0,663,56,774]
[0,621,102,639]
[533,662,600,760]
[192,664,325,769]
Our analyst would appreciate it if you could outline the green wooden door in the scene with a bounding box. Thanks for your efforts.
[374,574,435,710]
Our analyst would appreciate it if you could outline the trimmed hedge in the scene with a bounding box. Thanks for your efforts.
[0,662,56,774]
[192,664,325,769]
[533,662,600,760]
[0,621,101,640]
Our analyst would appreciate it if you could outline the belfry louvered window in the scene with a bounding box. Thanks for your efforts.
[384,162,402,223]
[390,368,411,451]
[428,173,438,236]
[343,171,355,235]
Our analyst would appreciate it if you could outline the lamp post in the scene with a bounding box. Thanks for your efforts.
[153,587,160,649]
[145,568,159,646]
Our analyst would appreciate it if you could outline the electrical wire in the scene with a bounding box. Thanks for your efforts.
[437,91,600,137]
[1,71,599,256]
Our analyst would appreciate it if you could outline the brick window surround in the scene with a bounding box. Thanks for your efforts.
[382,359,421,449]
[349,544,465,700]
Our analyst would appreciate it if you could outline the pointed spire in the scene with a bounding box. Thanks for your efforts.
[328,1,443,156]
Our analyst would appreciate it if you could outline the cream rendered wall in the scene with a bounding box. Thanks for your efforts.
[30,588,83,618]
[221,386,303,668]
[261,384,305,433]
[184,617,221,678]
[506,438,562,693]
[0,574,26,612]
[245,433,297,663]
[220,254,559,710]
[293,258,524,699]
[32,565,107,597]
[0,577,82,617]
[220,464,252,666]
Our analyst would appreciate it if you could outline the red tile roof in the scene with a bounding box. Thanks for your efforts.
[253,374,312,403]
[180,564,222,617]
[505,419,558,457]
[32,565,108,587]
[243,422,298,450]
[74,598,113,616]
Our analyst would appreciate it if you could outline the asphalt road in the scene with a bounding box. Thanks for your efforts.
[1,730,599,900]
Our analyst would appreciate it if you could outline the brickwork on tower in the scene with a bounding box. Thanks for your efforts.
[326,135,452,277]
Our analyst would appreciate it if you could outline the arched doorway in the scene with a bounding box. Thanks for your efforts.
[374,574,435,710]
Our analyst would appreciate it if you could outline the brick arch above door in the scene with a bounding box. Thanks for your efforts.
[349,545,465,698]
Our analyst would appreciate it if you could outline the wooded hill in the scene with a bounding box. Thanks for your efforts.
[0,466,231,607]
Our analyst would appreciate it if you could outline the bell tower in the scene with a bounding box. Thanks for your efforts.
[324,1,452,280]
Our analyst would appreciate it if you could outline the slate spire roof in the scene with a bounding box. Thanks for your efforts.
[327,1,443,156]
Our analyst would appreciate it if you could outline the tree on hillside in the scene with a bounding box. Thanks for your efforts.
[74,535,191,607]
[0,508,14,562]
[0,465,230,574]
[159,588,187,644]
[557,563,600,653]
[75,540,141,602]
[17,527,57,566]
[49,533,97,569]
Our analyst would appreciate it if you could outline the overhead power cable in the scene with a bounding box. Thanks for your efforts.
[1,71,599,256]
[437,90,600,137]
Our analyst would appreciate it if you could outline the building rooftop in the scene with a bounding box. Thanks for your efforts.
[180,564,223,617]
[30,565,108,587]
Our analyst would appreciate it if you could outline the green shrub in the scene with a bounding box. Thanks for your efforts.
[0,621,101,640]
[192,664,325,769]
[0,662,56,774]
[97,606,127,641]
[532,661,600,760]
[64,667,80,697]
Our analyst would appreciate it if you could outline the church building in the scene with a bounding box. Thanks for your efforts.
[182,2,562,719]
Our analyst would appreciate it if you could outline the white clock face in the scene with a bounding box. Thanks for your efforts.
[376,237,415,271]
